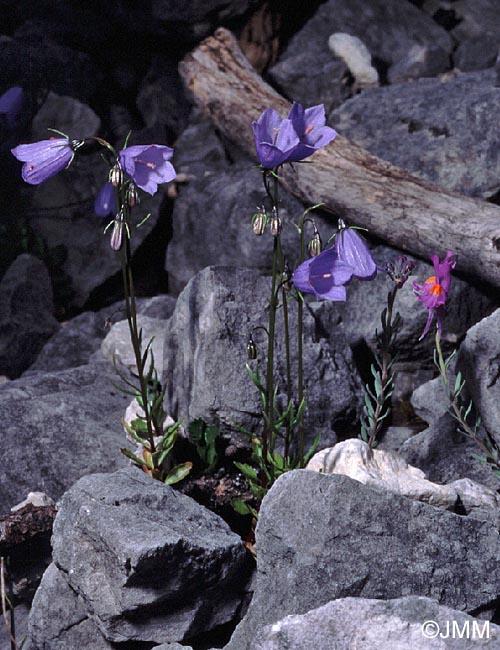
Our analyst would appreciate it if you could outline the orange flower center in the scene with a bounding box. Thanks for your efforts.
[425,275,444,296]
[304,124,314,136]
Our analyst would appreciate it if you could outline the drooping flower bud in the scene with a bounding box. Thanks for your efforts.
[252,206,267,236]
[270,207,282,237]
[126,183,139,207]
[110,210,125,251]
[385,255,415,288]
[308,226,322,257]
[109,163,123,188]
[247,334,258,360]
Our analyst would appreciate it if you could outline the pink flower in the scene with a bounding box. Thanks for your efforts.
[413,250,456,339]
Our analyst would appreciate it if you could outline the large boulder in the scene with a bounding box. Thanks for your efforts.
[0,359,130,514]
[26,295,176,375]
[330,69,500,199]
[268,0,452,107]
[250,596,500,650]
[457,308,500,447]
[163,266,363,449]
[29,467,253,646]
[226,471,500,649]
[0,254,59,378]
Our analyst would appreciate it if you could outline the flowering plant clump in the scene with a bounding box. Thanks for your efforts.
[11,130,190,485]
[416,251,500,478]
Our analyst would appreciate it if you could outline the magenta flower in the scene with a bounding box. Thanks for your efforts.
[0,86,24,129]
[94,181,115,217]
[335,225,377,280]
[292,247,354,301]
[413,250,456,340]
[11,138,75,185]
[118,144,175,196]
[252,102,336,169]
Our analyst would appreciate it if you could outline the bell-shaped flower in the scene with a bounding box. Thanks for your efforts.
[287,102,337,163]
[335,225,377,280]
[0,86,24,129]
[413,250,456,339]
[252,108,300,169]
[94,181,115,217]
[118,144,175,196]
[292,247,354,301]
[11,137,75,185]
[252,102,336,169]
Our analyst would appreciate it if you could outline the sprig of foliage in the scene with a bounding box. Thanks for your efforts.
[434,333,500,479]
[188,418,220,472]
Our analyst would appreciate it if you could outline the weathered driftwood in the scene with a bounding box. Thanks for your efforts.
[179,28,500,289]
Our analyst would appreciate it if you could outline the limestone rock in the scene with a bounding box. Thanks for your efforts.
[307,439,500,526]
[250,596,500,650]
[226,471,500,650]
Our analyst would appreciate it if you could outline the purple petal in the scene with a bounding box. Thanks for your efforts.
[11,138,73,185]
[315,284,347,301]
[310,248,354,287]
[418,308,436,341]
[292,257,316,294]
[94,182,115,217]
[119,144,175,195]
[335,228,377,280]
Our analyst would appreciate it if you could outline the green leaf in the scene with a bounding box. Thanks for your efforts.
[234,462,259,481]
[303,432,321,465]
[120,447,146,467]
[164,462,192,485]
[231,499,253,515]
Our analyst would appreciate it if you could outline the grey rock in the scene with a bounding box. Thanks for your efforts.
[154,644,193,650]
[330,69,500,199]
[455,35,499,72]
[0,254,59,378]
[227,471,500,650]
[0,602,30,650]
[268,0,452,108]
[172,117,228,180]
[50,467,252,644]
[251,596,500,650]
[166,161,334,294]
[152,0,259,30]
[457,308,500,447]
[388,42,451,83]
[399,414,499,491]
[137,55,192,137]
[32,91,100,141]
[0,360,130,514]
[163,266,363,449]
[29,563,115,650]
[100,314,167,376]
[452,0,500,71]
[25,296,176,375]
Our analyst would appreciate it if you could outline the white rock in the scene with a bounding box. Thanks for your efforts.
[11,491,55,512]
[328,32,379,86]
[307,439,500,523]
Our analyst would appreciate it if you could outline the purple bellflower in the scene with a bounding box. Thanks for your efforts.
[287,102,337,163]
[94,181,115,217]
[119,144,175,196]
[11,137,75,185]
[335,223,377,280]
[252,102,336,169]
[413,250,456,340]
[252,108,300,169]
[0,86,24,129]
[292,247,354,301]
